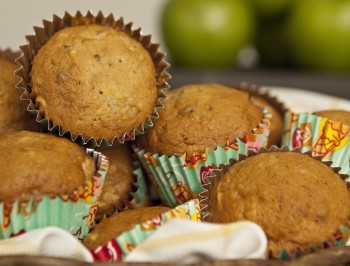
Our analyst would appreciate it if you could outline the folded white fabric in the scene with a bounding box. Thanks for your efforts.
[0,227,93,262]
[125,219,268,264]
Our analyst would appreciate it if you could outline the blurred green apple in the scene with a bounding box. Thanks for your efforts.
[255,21,292,67]
[161,0,256,68]
[250,0,293,19]
[286,0,350,72]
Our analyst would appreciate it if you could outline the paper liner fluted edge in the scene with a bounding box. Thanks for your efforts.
[133,108,272,207]
[15,10,171,147]
[0,149,108,240]
[282,111,350,175]
[90,199,201,262]
[236,82,289,146]
[199,145,350,260]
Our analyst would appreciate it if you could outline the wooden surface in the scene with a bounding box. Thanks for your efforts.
[169,68,350,99]
[1,247,350,266]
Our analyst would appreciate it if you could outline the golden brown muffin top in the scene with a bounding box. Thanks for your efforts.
[137,84,263,155]
[95,144,134,220]
[30,24,157,140]
[0,131,95,202]
[0,58,38,134]
[314,109,350,126]
[209,152,350,255]
[251,96,283,146]
[84,206,170,249]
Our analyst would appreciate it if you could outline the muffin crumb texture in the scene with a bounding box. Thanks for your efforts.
[314,109,350,126]
[0,131,95,202]
[138,84,263,155]
[95,144,134,220]
[30,24,157,140]
[210,152,350,255]
[84,206,170,249]
[0,58,38,134]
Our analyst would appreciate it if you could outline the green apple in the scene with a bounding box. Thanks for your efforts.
[161,0,256,68]
[255,21,292,66]
[286,0,350,72]
[250,0,293,19]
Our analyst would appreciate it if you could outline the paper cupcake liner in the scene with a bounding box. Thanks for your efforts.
[130,160,150,209]
[15,11,170,147]
[90,199,201,262]
[236,82,288,146]
[200,146,350,260]
[0,149,108,240]
[282,111,350,175]
[133,108,271,207]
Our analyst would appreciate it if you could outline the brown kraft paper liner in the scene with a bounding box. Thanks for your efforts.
[200,146,350,260]
[236,82,289,146]
[15,11,171,147]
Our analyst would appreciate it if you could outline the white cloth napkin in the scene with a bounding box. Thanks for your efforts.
[0,227,93,262]
[125,219,268,264]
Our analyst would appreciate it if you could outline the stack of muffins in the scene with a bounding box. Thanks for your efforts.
[1,9,350,263]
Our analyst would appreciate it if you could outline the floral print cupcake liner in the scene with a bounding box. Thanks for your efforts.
[283,111,350,175]
[133,108,271,207]
[0,149,108,240]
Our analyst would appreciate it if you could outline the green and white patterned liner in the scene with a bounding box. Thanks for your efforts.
[91,199,201,262]
[133,108,271,207]
[131,163,149,208]
[282,111,350,175]
[0,149,108,240]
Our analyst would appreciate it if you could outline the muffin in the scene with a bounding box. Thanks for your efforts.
[283,109,350,175]
[138,84,264,155]
[0,57,38,134]
[314,110,350,126]
[87,199,201,262]
[251,96,283,146]
[205,149,350,257]
[237,83,286,147]
[0,131,108,239]
[134,83,271,207]
[96,144,149,221]
[84,206,170,249]
[16,11,170,146]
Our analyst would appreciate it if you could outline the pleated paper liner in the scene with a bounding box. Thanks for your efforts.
[15,11,170,147]
[199,146,350,260]
[90,199,201,262]
[0,149,108,240]
[236,82,289,146]
[282,111,350,175]
[133,108,271,208]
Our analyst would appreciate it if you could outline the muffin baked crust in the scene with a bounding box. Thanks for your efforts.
[84,206,170,249]
[314,109,350,126]
[209,152,350,254]
[96,144,134,220]
[138,84,263,155]
[0,131,95,202]
[0,58,38,134]
[30,24,157,140]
